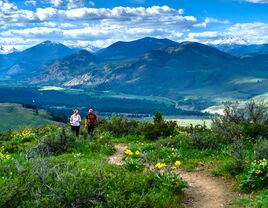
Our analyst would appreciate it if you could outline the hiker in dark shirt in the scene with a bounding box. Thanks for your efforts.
[85,108,97,135]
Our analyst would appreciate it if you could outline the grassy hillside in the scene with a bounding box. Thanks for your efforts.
[1,107,268,207]
[0,103,53,132]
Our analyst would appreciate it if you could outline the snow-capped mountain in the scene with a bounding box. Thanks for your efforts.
[0,45,18,54]
[210,37,249,45]
[210,38,268,56]
[68,43,101,53]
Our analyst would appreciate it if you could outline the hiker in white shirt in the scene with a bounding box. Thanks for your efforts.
[70,109,81,136]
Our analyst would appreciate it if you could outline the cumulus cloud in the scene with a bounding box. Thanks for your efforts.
[225,22,268,43]
[0,3,200,49]
[50,0,64,7]
[1,1,266,51]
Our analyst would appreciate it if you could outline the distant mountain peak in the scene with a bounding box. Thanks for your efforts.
[41,40,62,46]
[213,37,249,45]
[96,37,178,60]
[0,45,18,54]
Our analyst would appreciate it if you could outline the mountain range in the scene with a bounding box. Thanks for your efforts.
[1,37,268,103]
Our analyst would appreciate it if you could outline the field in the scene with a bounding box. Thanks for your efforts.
[165,117,212,127]
[0,103,53,132]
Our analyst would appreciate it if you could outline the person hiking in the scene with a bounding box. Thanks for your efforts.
[70,109,81,137]
[85,108,97,135]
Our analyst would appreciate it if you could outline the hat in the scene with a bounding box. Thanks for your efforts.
[89,108,94,113]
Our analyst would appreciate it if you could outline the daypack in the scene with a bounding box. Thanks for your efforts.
[87,113,96,124]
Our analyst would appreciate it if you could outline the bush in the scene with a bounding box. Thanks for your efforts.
[97,114,143,135]
[154,171,188,194]
[30,128,76,156]
[124,158,144,171]
[253,137,268,160]
[190,125,221,149]
[239,159,268,192]
[143,112,177,140]
[212,101,268,143]
[228,140,247,175]
[0,158,187,208]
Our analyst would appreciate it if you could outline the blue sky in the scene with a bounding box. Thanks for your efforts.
[0,0,268,52]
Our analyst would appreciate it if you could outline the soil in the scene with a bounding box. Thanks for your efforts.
[107,144,127,165]
[178,170,237,208]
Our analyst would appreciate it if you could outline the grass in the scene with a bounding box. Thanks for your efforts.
[0,124,187,208]
[0,103,53,132]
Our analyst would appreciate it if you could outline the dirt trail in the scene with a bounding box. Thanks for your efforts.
[107,144,127,165]
[178,170,236,208]
[108,144,237,208]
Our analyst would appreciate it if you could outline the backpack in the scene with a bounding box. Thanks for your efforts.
[87,113,96,124]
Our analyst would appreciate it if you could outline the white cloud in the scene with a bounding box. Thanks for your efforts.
[2,27,63,39]
[244,0,268,3]
[188,31,219,39]
[204,17,230,24]
[225,22,268,43]
[50,0,64,7]
[67,0,85,9]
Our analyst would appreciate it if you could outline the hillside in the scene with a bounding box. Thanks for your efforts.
[0,103,53,132]
[33,41,238,99]
[1,107,267,207]
[1,38,268,111]
[0,41,76,79]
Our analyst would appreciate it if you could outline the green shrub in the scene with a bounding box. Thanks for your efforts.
[212,101,268,143]
[239,159,268,192]
[124,158,144,171]
[253,137,268,160]
[30,128,75,156]
[97,114,142,135]
[230,190,268,207]
[143,112,177,140]
[228,140,247,175]
[190,125,222,149]
[154,171,188,194]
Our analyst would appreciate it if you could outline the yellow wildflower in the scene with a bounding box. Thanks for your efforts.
[5,154,11,160]
[155,163,167,169]
[124,149,133,156]
[135,150,140,155]
[171,166,177,170]
[175,160,182,166]
[255,169,261,174]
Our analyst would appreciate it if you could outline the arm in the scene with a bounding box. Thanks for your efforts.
[70,115,73,125]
